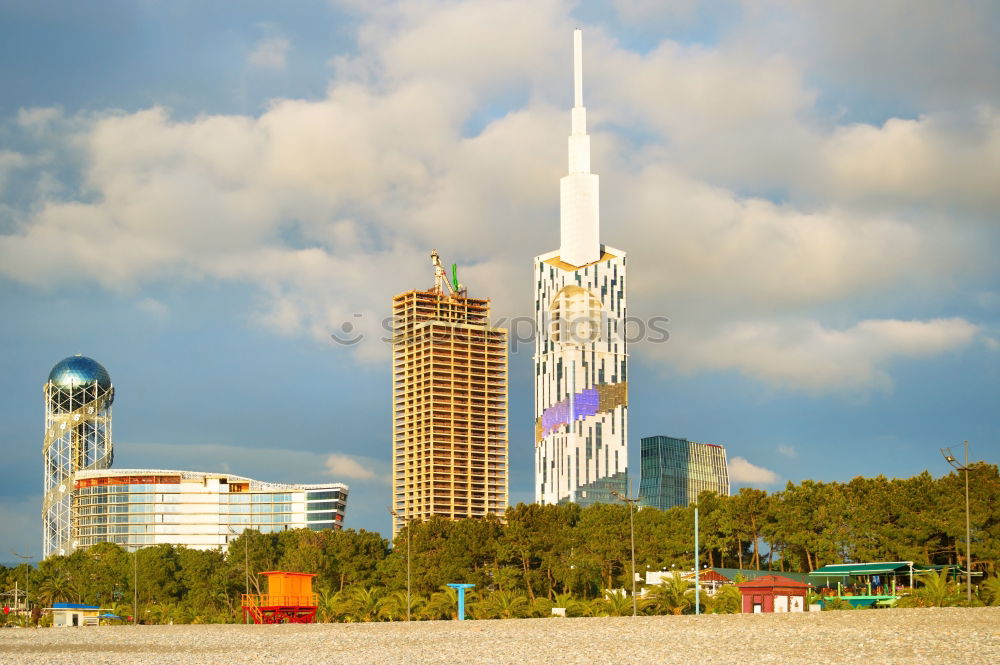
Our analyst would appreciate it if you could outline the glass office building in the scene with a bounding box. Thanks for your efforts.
[72,469,348,552]
[638,436,729,510]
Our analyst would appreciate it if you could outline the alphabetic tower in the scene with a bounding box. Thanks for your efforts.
[42,355,114,557]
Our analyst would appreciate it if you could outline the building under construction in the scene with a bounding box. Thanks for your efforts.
[391,252,508,535]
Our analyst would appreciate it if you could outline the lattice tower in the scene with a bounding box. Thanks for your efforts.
[42,356,114,558]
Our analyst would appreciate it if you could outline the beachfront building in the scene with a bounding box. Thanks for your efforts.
[71,469,348,552]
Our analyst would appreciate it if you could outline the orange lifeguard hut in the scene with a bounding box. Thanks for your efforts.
[242,571,318,624]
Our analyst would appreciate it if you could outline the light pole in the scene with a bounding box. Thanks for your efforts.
[10,550,32,614]
[611,486,639,617]
[389,508,412,621]
[941,441,977,604]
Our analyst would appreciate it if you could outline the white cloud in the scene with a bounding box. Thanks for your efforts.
[777,445,797,458]
[17,106,61,133]
[326,453,383,482]
[0,151,26,191]
[123,442,390,487]
[614,166,940,312]
[0,0,992,393]
[135,297,168,320]
[817,110,1000,213]
[728,456,780,485]
[665,317,979,392]
[249,36,291,71]
[736,1,1000,110]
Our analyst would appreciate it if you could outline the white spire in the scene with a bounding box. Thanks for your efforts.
[574,28,583,108]
[560,29,600,267]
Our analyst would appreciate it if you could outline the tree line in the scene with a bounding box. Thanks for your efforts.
[2,465,998,623]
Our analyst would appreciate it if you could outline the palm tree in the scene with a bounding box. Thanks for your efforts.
[481,590,531,619]
[550,592,587,618]
[147,602,188,625]
[647,573,692,615]
[464,589,489,620]
[706,585,741,614]
[378,590,423,621]
[980,576,1000,607]
[316,588,346,623]
[588,589,636,617]
[420,586,458,620]
[919,569,958,607]
[528,595,555,618]
[342,586,383,622]
[36,572,77,606]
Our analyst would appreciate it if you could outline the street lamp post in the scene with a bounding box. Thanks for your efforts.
[10,550,32,614]
[941,440,977,604]
[389,508,412,621]
[611,486,639,617]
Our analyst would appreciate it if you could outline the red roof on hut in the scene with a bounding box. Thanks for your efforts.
[737,574,811,591]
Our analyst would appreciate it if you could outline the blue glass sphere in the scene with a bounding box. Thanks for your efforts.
[47,355,113,405]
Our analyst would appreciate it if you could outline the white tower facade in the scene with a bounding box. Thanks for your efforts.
[534,30,628,506]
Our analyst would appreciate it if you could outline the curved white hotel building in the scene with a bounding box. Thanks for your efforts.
[72,469,348,552]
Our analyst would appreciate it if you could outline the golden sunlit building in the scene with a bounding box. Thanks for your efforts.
[391,252,508,535]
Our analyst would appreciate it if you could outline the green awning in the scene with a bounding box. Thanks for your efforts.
[809,562,912,576]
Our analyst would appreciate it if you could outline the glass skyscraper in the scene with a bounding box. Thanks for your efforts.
[638,436,729,510]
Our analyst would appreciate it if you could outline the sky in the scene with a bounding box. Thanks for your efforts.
[1,0,999,561]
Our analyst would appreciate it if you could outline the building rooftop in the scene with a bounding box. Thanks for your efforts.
[73,469,349,492]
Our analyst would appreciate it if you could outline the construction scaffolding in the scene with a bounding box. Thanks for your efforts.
[42,356,114,559]
[391,255,508,535]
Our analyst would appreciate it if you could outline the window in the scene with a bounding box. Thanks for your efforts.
[306,491,341,501]
[306,512,338,522]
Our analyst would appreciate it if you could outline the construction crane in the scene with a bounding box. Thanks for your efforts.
[430,249,466,297]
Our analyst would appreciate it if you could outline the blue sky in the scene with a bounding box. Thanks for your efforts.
[1,0,999,560]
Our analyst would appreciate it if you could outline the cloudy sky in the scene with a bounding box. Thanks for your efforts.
[2,0,998,559]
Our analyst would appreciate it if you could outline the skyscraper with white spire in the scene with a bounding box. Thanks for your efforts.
[534,30,628,506]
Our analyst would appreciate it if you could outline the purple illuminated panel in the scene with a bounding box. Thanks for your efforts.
[577,388,599,418]
[541,387,601,437]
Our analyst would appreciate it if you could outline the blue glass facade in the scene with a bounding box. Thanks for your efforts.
[638,436,729,510]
